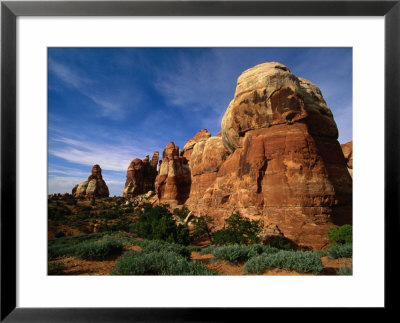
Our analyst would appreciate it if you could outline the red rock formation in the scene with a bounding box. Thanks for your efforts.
[186,136,228,208]
[123,151,159,197]
[182,129,211,160]
[72,164,109,198]
[183,62,352,249]
[155,142,191,204]
[341,140,353,177]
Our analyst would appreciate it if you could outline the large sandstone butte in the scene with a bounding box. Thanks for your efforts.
[123,151,159,197]
[155,142,191,205]
[180,62,352,249]
[341,140,353,178]
[72,164,109,198]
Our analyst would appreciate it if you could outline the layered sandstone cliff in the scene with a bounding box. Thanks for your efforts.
[158,62,352,249]
[72,164,109,198]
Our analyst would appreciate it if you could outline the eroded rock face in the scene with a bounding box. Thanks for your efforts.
[186,136,228,208]
[123,151,159,197]
[182,129,211,160]
[341,140,353,177]
[221,62,338,153]
[155,142,191,204]
[185,62,352,249]
[72,164,109,198]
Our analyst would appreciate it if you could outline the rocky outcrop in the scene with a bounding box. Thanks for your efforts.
[123,151,159,197]
[155,142,191,204]
[182,129,211,160]
[72,164,109,198]
[341,140,353,177]
[186,136,228,208]
[182,62,352,249]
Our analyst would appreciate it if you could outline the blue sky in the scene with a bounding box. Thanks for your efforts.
[48,48,352,196]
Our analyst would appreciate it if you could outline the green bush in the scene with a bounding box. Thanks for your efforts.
[313,250,327,258]
[244,250,323,275]
[48,261,65,275]
[135,239,191,260]
[200,245,218,255]
[264,235,294,250]
[48,233,125,260]
[210,244,279,264]
[327,244,352,259]
[133,204,191,245]
[73,238,123,260]
[212,212,263,245]
[338,265,352,275]
[55,231,66,238]
[173,206,190,221]
[187,245,202,252]
[192,215,213,241]
[48,206,72,220]
[111,250,217,275]
[77,206,92,216]
[328,224,352,245]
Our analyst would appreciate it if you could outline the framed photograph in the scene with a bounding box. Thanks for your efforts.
[1,0,398,320]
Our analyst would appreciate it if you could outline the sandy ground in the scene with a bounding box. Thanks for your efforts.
[50,248,352,276]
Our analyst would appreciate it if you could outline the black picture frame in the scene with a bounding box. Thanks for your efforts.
[1,0,398,321]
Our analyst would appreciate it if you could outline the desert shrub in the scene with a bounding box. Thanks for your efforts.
[327,244,352,259]
[212,212,263,245]
[200,245,218,255]
[264,235,294,250]
[55,231,66,238]
[48,233,125,260]
[65,198,77,206]
[48,207,72,220]
[328,224,352,245]
[133,204,190,245]
[313,250,327,258]
[77,206,92,216]
[187,246,202,252]
[192,215,213,241]
[244,250,323,275]
[48,261,65,275]
[101,232,137,246]
[135,239,191,260]
[338,265,352,275]
[48,243,77,260]
[100,210,120,219]
[210,244,279,264]
[74,238,123,260]
[173,206,190,221]
[111,250,217,275]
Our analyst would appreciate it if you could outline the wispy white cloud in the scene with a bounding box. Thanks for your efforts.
[48,172,127,196]
[49,123,162,171]
[154,50,234,132]
[48,58,128,120]
[48,58,89,88]
[50,137,148,172]
[48,165,88,178]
